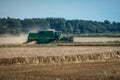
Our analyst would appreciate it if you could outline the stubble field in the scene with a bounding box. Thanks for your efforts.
[0,36,120,80]
[0,36,120,44]
[74,37,120,42]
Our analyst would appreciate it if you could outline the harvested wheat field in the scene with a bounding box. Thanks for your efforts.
[0,46,120,59]
[0,45,120,80]
[0,36,120,44]
[0,61,120,80]
[74,37,120,42]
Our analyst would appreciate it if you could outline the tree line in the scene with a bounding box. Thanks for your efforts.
[0,17,120,35]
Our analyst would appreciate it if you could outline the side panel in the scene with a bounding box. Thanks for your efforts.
[38,31,55,39]
[38,31,56,43]
[27,33,39,41]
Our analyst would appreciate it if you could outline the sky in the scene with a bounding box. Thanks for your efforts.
[0,0,120,22]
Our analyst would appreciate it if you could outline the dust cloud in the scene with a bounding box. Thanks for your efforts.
[0,34,28,44]
[27,25,49,33]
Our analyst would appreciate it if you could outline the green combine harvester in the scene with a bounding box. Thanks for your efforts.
[27,29,73,44]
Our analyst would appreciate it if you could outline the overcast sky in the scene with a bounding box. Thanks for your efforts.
[0,0,120,22]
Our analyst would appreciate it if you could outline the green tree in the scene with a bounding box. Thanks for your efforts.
[7,18,22,34]
[66,23,73,33]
